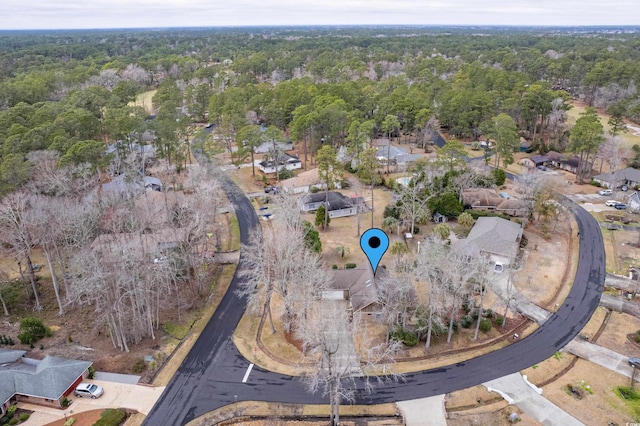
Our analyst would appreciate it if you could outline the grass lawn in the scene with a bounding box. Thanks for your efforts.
[129,89,157,115]
[567,101,640,148]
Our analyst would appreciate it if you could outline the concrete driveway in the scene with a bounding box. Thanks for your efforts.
[21,380,164,426]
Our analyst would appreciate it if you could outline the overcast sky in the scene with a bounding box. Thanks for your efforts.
[1,0,639,30]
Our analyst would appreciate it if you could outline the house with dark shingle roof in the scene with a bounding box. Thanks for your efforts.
[546,151,583,174]
[299,191,365,218]
[519,155,549,169]
[0,349,92,414]
[465,217,523,266]
[256,152,302,174]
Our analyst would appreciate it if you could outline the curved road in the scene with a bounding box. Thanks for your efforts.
[144,178,604,425]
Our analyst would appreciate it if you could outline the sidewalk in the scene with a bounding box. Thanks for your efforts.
[484,373,584,426]
[396,395,446,426]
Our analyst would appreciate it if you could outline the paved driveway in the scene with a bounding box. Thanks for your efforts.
[21,380,164,426]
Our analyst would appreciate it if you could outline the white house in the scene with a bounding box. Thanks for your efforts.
[256,153,302,174]
[299,191,365,218]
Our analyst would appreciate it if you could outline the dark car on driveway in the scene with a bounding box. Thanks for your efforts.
[629,357,640,368]
[615,203,627,210]
[264,186,279,194]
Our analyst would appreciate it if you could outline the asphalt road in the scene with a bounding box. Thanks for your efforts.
[144,176,604,425]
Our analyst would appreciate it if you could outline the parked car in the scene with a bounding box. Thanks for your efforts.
[599,189,613,196]
[629,357,640,368]
[494,262,504,273]
[605,200,618,207]
[615,203,628,210]
[264,186,279,194]
[620,185,629,191]
[74,383,104,398]
[537,165,547,171]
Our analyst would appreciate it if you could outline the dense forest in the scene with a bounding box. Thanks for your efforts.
[2,26,640,191]
[1,25,640,351]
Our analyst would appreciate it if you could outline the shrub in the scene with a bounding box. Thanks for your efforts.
[344,263,357,269]
[403,331,419,347]
[332,265,338,269]
[479,319,492,332]
[484,309,494,318]
[590,180,602,187]
[62,397,70,408]
[634,333,640,344]
[131,359,146,373]
[461,297,470,312]
[8,418,18,425]
[94,409,127,426]
[461,315,473,328]
[64,418,76,426]
[17,317,51,345]
[19,413,29,422]
[88,366,96,379]
[309,186,320,193]
[495,317,504,326]
[277,167,292,180]
[389,326,419,347]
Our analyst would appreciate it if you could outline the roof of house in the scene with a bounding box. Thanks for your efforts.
[377,144,425,162]
[529,155,549,164]
[300,191,363,211]
[466,217,523,259]
[91,227,189,259]
[328,265,388,312]
[593,167,640,184]
[143,176,163,188]
[461,188,526,212]
[0,349,91,404]
[280,168,320,190]
[546,151,581,167]
[258,152,301,168]
[255,140,293,154]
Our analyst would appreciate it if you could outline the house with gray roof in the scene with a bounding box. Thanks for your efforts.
[375,145,423,166]
[592,167,640,190]
[299,191,365,218]
[465,217,523,266]
[324,265,389,314]
[0,349,92,414]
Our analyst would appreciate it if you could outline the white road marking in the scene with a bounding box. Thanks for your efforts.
[242,363,254,383]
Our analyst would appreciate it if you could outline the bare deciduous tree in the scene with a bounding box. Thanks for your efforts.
[0,192,42,310]
[303,302,401,425]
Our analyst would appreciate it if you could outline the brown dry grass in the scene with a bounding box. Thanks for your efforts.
[542,359,635,425]
[45,409,105,426]
[185,400,400,426]
[129,89,157,115]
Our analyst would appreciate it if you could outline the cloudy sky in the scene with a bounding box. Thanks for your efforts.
[1,0,639,30]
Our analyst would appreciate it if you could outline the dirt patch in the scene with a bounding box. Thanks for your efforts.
[44,409,107,426]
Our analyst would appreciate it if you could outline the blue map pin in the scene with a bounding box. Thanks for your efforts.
[360,228,389,275]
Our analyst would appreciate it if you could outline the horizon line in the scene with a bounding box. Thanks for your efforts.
[2,24,640,32]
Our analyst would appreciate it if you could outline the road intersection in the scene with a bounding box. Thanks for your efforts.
[143,175,605,426]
